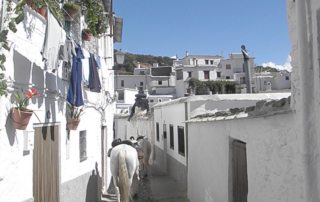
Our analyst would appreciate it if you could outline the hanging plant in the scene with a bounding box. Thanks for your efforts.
[63,2,81,21]
[84,0,108,37]
[66,103,84,130]
[82,28,93,41]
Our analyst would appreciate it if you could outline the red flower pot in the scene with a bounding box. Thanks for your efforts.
[67,119,80,130]
[37,6,47,18]
[82,30,93,41]
[11,108,33,130]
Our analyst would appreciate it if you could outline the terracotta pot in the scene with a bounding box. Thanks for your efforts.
[11,108,33,130]
[37,6,47,18]
[67,119,80,130]
[82,30,93,41]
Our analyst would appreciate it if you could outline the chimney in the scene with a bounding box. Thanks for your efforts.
[137,62,140,68]
[153,63,159,68]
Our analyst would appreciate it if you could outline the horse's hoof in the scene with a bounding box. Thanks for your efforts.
[133,193,138,200]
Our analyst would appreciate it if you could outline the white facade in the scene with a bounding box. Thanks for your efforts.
[115,66,176,95]
[253,71,291,92]
[0,5,115,202]
[187,112,301,202]
[152,93,290,191]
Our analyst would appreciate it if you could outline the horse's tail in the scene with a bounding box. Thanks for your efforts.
[118,149,130,202]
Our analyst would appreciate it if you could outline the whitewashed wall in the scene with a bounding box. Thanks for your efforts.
[0,6,115,202]
[188,112,303,202]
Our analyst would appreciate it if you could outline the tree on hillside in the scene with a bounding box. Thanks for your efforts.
[114,50,173,74]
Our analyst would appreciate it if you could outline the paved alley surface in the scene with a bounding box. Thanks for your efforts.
[102,167,189,202]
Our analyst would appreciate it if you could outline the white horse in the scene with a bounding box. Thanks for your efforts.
[110,144,140,202]
[136,136,152,177]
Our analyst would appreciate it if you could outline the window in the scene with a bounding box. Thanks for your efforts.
[163,124,167,139]
[139,71,145,75]
[176,69,183,80]
[156,122,159,141]
[140,81,143,86]
[226,76,230,79]
[121,80,124,87]
[240,77,246,84]
[79,131,87,162]
[210,60,214,65]
[285,76,289,80]
[204,71,210,79]
[188,72,192,78]
[226,64,231,69]
[217,72,221,78]
[158,98,162,102]
[158,80,162,85]
[149,99,154,103]
[205,60,209,65]
[117,91,124,101]
[178,126,185,155]
[169,124,174,149]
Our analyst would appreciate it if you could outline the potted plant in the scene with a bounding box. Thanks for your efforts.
[11,87,39,130]
[66,103,84,130]
[82,28,93,41]
[25,0,46,17]
[63,2,81,21]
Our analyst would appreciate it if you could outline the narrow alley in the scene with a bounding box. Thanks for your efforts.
[102,166,188,202]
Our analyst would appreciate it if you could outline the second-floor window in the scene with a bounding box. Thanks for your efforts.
[204,71,210,79]
[121,80,124,87]
[226,64,231,69]
[140,82,143,86]
[158,80,162,85]
[217,72,221,78]
[205,60,209,65]
[285,76,289,80]
[188,72,192,78]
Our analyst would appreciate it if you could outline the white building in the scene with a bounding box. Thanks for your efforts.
[174,53,256,97]
[253,70,291,92]
[151,93,290,191]
[115,65,176,95]
[0,2,116,202]
[174,54,222,97]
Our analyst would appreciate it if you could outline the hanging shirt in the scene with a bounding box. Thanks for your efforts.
[41,8,65,71]
[67,45,84,106]
[88,53,102,92]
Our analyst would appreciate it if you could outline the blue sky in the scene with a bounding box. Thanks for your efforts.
[114,0,290,67]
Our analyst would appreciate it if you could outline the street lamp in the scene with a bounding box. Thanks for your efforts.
[241,45,252,93]
[114,49,125,66]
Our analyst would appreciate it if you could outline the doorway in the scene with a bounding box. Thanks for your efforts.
[33,123,60,202]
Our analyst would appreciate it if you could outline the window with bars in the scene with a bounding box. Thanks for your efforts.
[156,122,159,141]
[204,71,210,79]
[169,124,174,149]
[178,126,185,156]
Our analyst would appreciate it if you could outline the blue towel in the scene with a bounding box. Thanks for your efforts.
[67,45,84,106]
[88,53,102,93]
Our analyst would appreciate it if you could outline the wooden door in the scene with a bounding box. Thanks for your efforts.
[232,140,248,202]
[33,124,60,202]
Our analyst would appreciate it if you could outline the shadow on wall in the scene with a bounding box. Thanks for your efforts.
[5,111,15,146]
[85,162,102,202]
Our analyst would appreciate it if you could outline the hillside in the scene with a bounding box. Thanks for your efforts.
[114,50,174,75]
